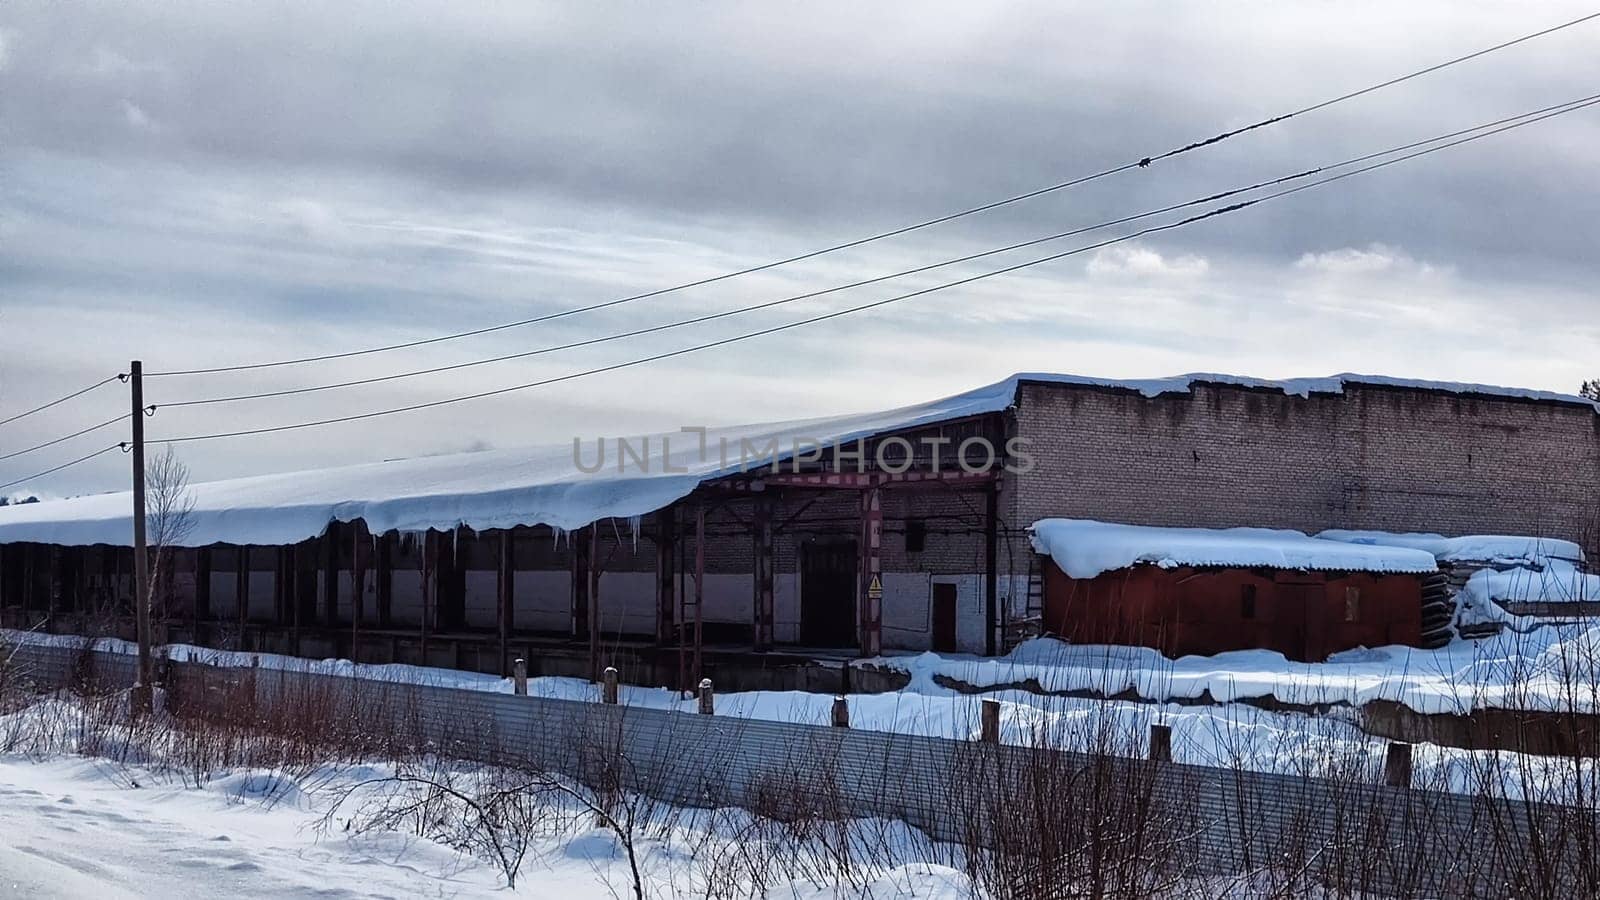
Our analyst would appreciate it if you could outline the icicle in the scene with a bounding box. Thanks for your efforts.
[550,525,567,551]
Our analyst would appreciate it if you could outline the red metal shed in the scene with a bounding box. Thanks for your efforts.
[1030,520,1440,662]
[1041,562,1427,661]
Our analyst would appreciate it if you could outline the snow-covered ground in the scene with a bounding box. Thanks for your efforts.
[2,630,1598,896]
[873,629,1600,716]
[0,755,974,899]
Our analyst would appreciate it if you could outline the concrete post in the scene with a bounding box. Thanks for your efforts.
[697,677,713,715]
[1384,742,1413,788]
[980,698,1000,743]
[603,666,619,704]
[513,658,527,696]
[1149,723,1172,762]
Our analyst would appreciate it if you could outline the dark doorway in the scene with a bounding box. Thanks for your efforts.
[1273,582,1321,661]
[931,582,958,652]
[801,540,857,647]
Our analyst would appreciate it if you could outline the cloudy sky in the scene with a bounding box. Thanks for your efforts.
[2,1,1597,497]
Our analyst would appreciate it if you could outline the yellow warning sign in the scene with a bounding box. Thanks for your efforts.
[867,575,882,596]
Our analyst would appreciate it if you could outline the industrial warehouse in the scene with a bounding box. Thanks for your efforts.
[1,371,1597,690]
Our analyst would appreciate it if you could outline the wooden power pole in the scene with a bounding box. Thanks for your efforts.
[130,359,152,710]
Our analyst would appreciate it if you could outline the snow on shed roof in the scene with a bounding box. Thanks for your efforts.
[1029,519,1439,579]
[1316,530,1587,566]
[1,370,1590,549]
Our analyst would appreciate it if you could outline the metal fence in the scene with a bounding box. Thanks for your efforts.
[4,641,1593,896]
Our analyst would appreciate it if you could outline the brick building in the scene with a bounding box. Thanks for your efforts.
[1,372,1596,686]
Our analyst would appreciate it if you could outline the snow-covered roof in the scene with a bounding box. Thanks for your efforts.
[1,370,1591,548]
[1030,519,1439,579]
[1014,372,1600,409]
[1317,530,1587,567]
[0,376,1021,548]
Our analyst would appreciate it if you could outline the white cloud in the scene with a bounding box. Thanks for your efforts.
[121,99,156,131]
[1085,245,1209,279]
[1293,243,1446,277]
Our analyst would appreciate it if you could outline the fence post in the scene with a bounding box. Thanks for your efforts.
[980,698,1000,743]
[1149,723,1172,762]
[698,677,714,715]
[513,658,527,696]
[1384,741,1413,788]
[603,666,619,704]
[832,696,849,728]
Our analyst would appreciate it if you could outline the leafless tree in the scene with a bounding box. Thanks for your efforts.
[145,444,196,616]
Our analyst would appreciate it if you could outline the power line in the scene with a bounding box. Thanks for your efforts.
[0,413,131,463]
[151,92,1600,411]
[0,445,122,493]
[142,11,1600,379]
[150,92,1600,446]
[0,374,123,429]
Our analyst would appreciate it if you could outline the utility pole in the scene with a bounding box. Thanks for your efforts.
[130,359,152,712]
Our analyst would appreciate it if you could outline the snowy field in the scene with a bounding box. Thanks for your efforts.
[0,755,974,899]
[3,631,1600,896]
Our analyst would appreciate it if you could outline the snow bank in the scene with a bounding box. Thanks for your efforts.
[1318,530,1587,567]
[2,370,1591,549]
[1461,562,1600,610]
[1029,518,1437,579]
[874,629,1600,716]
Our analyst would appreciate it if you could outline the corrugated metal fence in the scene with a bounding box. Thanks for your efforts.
[5,642,1593,896]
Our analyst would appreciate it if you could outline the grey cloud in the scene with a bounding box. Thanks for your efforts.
[2,1,1598,496]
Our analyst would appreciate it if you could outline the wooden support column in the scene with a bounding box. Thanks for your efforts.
[376,532,393,628]
[272,547,286,625]
[752,495,775,652]
[289,545,302,655]
[61,547,81,620]
[99,547,116,620]
[984,482,999,657]
[587,523,601,682]
[497,529,515,675]
[421,531,436,660]
[654,508,676,646]
[435,526,465,633]
[321,522,340,626]
[351,523,369,661]
[858,486,883,657]
[194,547,212,636]
[45,546,60,629]
[693,506,704,682]
[236,547,249,640]
[678,505,706,694]
[571,525,591,641]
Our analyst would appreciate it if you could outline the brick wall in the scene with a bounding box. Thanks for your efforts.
[1008,380,1600,556]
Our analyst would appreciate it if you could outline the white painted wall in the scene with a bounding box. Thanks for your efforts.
[514,571,571,633]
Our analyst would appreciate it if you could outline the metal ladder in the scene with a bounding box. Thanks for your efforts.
[1003,552,1047,648]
